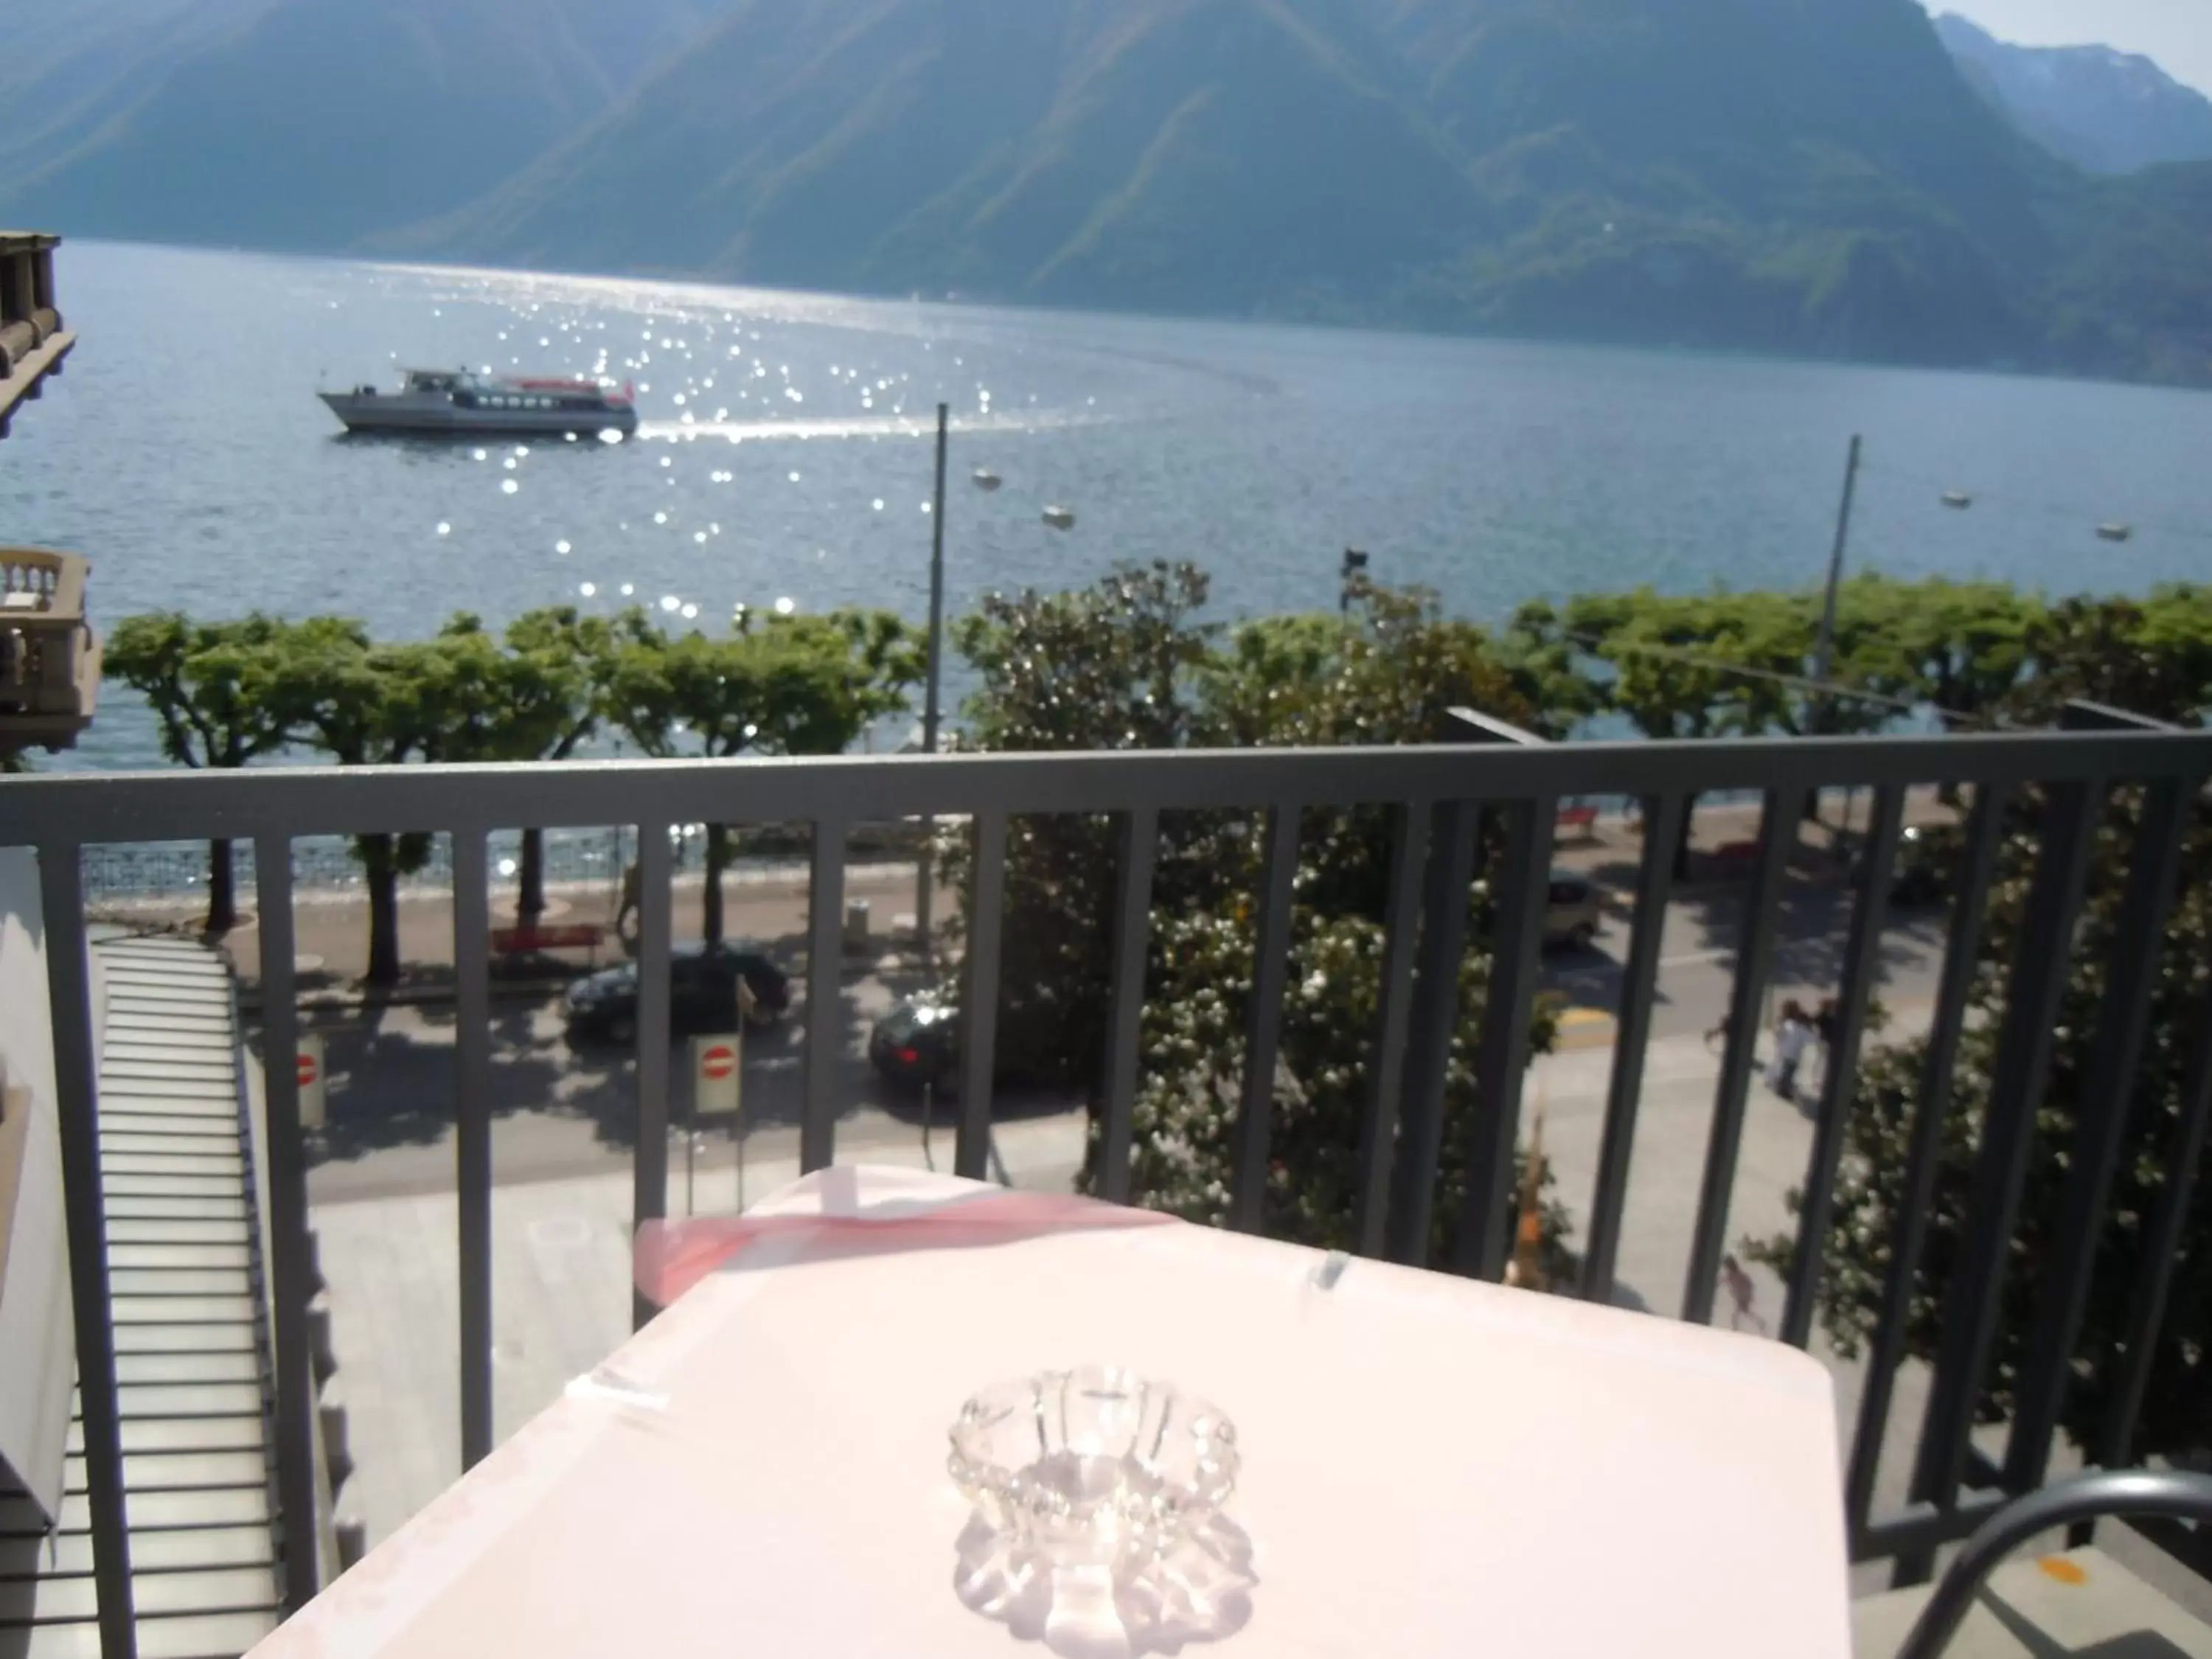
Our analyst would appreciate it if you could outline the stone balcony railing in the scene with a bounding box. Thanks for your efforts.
[0,547,100,754]
[0,230,72,440]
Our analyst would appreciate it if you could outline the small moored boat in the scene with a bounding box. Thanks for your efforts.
[1041,505,1077,530]
[320,368,638,436]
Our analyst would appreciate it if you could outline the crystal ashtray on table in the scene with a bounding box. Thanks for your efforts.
[948,1367,1254,1655]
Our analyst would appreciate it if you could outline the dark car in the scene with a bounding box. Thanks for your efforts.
[869,997,959,1091]
[563,943,790,1045]
[1543,872,1602,951]
[1888,823,1964,908]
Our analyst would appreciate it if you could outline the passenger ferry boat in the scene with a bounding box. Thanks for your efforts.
[319,368,639,436]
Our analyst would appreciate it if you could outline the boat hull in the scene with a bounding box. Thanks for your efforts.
[319,391,637,437]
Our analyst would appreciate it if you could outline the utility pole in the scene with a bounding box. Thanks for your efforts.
[1811,435,1863,722]
[1808,435,1863,830]
[915,403,950,973]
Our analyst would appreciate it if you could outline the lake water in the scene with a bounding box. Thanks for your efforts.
[9,239,2212,774]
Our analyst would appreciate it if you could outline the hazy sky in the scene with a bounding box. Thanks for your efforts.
[1935,1,2212,95]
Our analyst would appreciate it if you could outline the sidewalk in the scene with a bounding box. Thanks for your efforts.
[94,785,1964,1002]
[103,860,953,1001]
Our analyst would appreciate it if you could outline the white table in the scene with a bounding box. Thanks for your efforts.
[253,1166,1851,1658]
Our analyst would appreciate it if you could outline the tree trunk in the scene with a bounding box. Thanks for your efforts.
[205,838,237,935]
[703,824,728,946]
[518,828,547,921]
[364,835,402,986]
[1674,793,1698,883]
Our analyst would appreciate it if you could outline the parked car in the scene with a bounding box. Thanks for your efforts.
[869,997,960,1091]
[1544,871,1603,951]
[563,943,790,1045]
[1888,823,1963,908]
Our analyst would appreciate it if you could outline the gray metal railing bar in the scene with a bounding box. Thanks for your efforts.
[10,731,2212,848]
[38,845,137,1659]
[1681,791,1798,1324]
[1454,795,1559,1280]
[955,812,1007,1183]
[630,822,672,1332]
[1231,804,1304,1234]
[1096,807,1160,1207]
[801,819,846,1175]
[451,831,494,1470]
[2006,775,2198,1491]
[251,835,317,1615]
[1856,1487,2012,1567]
[1891,1470,2212,1659]
[1844,784,2010,1543]
[1904,778,2104,1582]
[1386,799,1477,1265]
[1781,782,1905,1348]
[1581,791,1686,1304]
[2099,960,2212,1473]
[21,733,2212,1614]
[1352,800,1430,1258]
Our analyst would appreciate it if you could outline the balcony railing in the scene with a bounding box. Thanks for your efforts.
[0,548,100,754]
[0,232,72,440]
[6,727,2211,1653]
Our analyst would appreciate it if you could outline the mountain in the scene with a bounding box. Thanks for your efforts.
[400,0,1491,316]
[0,0,735,248]
[0,0,277,179]
[1370,0,2051,363]
[1934,13,2212,176]
[413,0,2103,369]
[6,0,2212,386]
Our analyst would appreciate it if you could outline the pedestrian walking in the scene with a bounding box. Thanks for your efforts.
[1722,1253,1766,1334]
[1768,999,1813,1103]
[1812,995,1840,1095]
[614,860,641,946]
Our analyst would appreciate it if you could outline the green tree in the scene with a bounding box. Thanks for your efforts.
[278,621,512,985]
[461,607,644,921]
[955,565,1570,1263]
[1840,576,2041,728]
[950,563,1225,1085]
[2012,588,2212,728]
[1497,599,1609,740]
[1752,783,2212,1463]
[1759,597,2212,1464]
[1205,579,1545,920]
[1564,589,1753,875]
[1121,901,1571,1273]
[103,612,303,933]
[605,605,920,944]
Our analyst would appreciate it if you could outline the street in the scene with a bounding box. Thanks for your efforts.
[297,868,1951,1206]
[296,872,1961,1558]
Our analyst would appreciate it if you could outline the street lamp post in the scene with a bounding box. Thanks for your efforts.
[1808,435,1863,829]
[916,403,950,971]
[1340,546,1369,616]
[1810,435,1863,725]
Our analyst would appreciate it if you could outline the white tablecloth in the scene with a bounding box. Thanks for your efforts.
[254,1166,1850,1658]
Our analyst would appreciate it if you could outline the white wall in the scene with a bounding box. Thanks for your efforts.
[0,846,74,1523]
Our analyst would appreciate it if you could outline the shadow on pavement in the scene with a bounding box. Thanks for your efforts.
[293,929,1077,1169]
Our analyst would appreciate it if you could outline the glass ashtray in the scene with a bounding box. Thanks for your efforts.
[947,1367,1239,1576]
